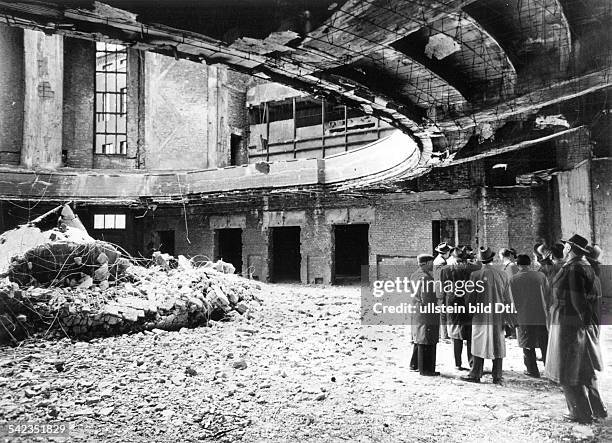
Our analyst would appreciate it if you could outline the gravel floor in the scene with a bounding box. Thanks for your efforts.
[1,283,611,442]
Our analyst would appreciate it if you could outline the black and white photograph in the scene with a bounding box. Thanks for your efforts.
[0,0,610,441]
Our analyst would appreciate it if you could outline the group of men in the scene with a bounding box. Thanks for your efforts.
[408,234,606,424]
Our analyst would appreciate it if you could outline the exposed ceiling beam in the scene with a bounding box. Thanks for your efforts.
[437,126,585,167]
[435,68,611,132]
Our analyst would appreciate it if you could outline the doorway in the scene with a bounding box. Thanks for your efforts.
[270,226,301,282]
[334,224,369,284]
[216,228,243,273]
[230,134,242,166]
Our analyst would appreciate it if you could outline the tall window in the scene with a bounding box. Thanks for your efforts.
[432,219,472,251]
[95,43,128,155]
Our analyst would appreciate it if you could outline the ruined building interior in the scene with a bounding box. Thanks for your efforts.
[0,0,612,441]
[0,0,609,286]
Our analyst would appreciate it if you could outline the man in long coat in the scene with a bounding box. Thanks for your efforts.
[461,247,512,384]
[440,248,481,370]
[433,242,451,339]
[545,234,606,423]
[411,254,440,376]
[507,254,549,377]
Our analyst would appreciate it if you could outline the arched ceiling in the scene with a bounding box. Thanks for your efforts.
[0,0,610,159]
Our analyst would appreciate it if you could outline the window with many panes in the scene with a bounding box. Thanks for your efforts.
[95,42,128,155]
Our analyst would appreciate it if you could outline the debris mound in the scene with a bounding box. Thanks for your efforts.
[0,259,261,345]
[0,205,261,345]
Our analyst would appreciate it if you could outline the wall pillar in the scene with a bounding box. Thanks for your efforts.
[0,24,24,165]
[207,65,219,169]
[62,37,95,168]
[22,30,63,169]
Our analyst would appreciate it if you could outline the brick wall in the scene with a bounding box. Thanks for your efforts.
[591,158,612,297]
[591,158,611,263]
[63,37,95,168]
[0,24,23,165]
[143,52,208,170]
[556,161,593,242]
[555,127,592,169]
[479,187,548,257]
[371,193,477,256]
[243,210,269,281]
[136,206,212,259]
[301,207,332,284]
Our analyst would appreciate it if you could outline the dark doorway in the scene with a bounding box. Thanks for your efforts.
[270,226,301,282]
[216,228,243,273]
[334,224,369,284]
[157,230,175,256]
[230,134,242,166]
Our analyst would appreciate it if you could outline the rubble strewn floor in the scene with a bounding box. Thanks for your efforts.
[1,284,610,442]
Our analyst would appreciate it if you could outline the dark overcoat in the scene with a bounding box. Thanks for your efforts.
[545,257,603,385]
[440,262,481,340]
[466,265,511,359]
[508,269,549,348]
[410,268,440,345]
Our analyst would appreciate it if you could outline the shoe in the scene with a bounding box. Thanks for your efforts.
[420,371,440,377]
[456,366,469,371]
[523,370,540,378]
[563,414,593,424]
[460,376,480,383]
[492,378,504,385]
[409,367,419,372]
[594,409,608,419]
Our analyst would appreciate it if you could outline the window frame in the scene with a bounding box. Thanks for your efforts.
[93,214,127,230]
[94,42,128,156]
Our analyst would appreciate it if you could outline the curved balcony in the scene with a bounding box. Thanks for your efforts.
[0,130,422,203]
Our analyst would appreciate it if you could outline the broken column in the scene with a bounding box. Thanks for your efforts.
[21,30,63,169]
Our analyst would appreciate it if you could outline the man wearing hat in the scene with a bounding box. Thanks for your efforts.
[499,248,518,279]
[546,234,606,423]
[461,246,512,384]
[410,254,440,376]
[440,247,481,370]
[507,254,549,377]
[434,242,452,339]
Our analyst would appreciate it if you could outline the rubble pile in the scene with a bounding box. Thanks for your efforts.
[0,204,261,345]
[0,260,261,345]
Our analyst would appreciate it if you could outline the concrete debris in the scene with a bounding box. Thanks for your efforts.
[0,204,92,275]
[424,33,461,60]
[535,114,570,129]
[0,258,261,345]
[1,204,128,290]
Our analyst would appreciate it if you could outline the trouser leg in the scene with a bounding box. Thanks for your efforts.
[492,358,503,381]
[586,378,607,418]
[418,344,435,374]
[468,356,484,379]
[410,344,418,370]
[523,348,539,375]
[540,329,548,365]
[466,339,473,367]
[453,339,463,367]
[562,384,594,421]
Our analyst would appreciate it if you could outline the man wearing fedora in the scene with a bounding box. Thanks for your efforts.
[507,254,549,377]
[440,246,481,371]
[461,246,512,384]
[545,234,606,424]
[410,254,440,376]
[434,242,452,339]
